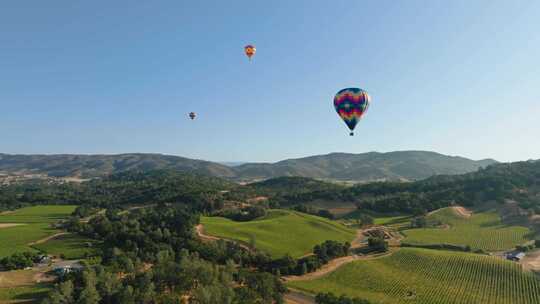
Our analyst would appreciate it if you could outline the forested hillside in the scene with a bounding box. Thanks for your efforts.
[0,170,234,212]
[251,161,540,216]
[3,160,540,219]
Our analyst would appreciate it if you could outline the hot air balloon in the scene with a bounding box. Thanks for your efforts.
[189,112,196,120]
[244,45,256,61]
[333,88,370,136]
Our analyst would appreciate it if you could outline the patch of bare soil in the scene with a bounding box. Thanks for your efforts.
[439,224,451,230]
[28,232,70,246]
[32,271,55,284]
[520,250,540,271]
[246,196,268,204]
[0,223,25,229]
[59,176,91,183]
[0,270,37,288]
[451,206,472,218]
[328,207,357,217]
[529,214,540,223]
[351,229,366,249]
[195,224,220,242]
[284,289,315,304]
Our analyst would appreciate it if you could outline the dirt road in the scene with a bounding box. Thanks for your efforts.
[194,224,252,251]
[284,289,315,304]
[520,249,540,271]
[284,248,396,282]
[0,223,25,229]
[28,232,70,246]
[451,206,472,218]
[350,228,366,248]
[195,224,221,242]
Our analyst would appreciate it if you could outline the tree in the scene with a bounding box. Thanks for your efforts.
[300,262,308,275]
[411,216,427,228]
[77,270,101,304]
[249,235,257,248]
[367,237,388,252]
[358,214,374,226]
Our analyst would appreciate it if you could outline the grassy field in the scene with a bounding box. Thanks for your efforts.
[201,210,356,258]
[401,208,529,251]
[0,284,51,303]
[0,205,77,257]
[32,233,100,260]
[289,247,540,304]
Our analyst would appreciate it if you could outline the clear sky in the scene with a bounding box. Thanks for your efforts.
[1,1,539,163]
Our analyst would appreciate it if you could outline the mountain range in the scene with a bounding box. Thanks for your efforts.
[0,151,497,183]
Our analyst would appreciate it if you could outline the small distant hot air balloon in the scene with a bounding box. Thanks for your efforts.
[189,112,196,120]
[333,88,370,136]
[244,45,256,61]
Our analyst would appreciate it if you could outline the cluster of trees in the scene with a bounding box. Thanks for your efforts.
[292,205,334,219]
[5,160,540,217]
[44,251,285,304]
[216,206,267,222]
[367,237,388,253]
[241,161,540,215]
[315,292,371,304]
[410,216,428,228]
[0,170,233,212]
[516,242,537,252]
[43,204,286,304]
[264,240,351,276]
[0,251,41,270]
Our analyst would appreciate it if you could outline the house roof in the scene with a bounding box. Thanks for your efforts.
[507,251,526,259]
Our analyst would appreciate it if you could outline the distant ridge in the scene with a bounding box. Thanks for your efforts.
[232,151,497,182]
[0,151,497,182]
[219,162,247,167]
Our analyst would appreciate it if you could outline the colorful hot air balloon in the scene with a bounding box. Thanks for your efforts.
[189,112,196,120]
[244,45,256,61]
[333,88,370,136]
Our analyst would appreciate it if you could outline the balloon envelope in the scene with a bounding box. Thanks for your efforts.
[244,45,256,60]
[189,112,196,120]
[333,88,370,134]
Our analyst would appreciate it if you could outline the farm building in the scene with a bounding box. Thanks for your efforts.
[53,261,84,276]
[37,255,51,264]
[363,227,392,240]
[506,251,525,261]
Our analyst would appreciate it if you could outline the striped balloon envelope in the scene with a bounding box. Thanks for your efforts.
[333,88,370,136]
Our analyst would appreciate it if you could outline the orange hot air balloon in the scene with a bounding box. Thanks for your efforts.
[244,45,256,61]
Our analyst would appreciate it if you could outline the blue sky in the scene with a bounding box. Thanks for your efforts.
[1,1,539,162]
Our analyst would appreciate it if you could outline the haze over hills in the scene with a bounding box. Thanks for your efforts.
[0,151,497,182]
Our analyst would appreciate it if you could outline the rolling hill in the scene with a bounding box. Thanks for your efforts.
[201,210,356,258]
[401,207,530,251]
[0,151,496,182]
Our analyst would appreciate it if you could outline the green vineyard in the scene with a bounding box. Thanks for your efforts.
[289,248,540,304]
[401,208,529,251]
